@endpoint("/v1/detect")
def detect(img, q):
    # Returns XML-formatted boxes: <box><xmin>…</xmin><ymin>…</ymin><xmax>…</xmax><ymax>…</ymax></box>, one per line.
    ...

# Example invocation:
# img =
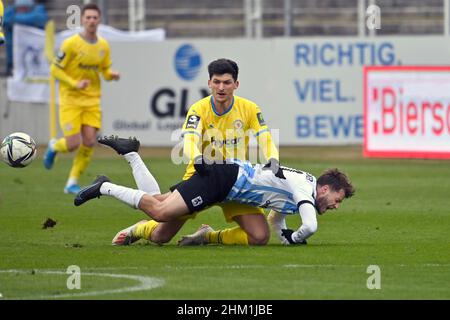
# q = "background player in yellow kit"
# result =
<box><xmin>110</xmin><ymin>58</ymin><xmax>283</xmax><ymax>246</ymax></box>
<box><xmin>44</xmin><ymin>3</ymin><xmax>120</xmax><ymax>194</ymax></box>
<box><xmin>0</xmin><ymin>0</ymin><xmax>5</xmax><ymax>45</ymax></box>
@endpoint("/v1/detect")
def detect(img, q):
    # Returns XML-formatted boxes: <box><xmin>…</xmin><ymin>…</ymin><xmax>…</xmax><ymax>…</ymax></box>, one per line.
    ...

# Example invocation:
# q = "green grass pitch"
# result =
<box><xmin>0</xmin><ymin>146</ymin><xmax>449</xmax><ymax>300</ymax></box>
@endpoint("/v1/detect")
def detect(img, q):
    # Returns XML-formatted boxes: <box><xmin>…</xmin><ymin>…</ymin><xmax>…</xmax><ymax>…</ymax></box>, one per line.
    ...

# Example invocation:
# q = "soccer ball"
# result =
<box><xmin>0</xmin><ymin>132</ymin><xmax>37</xmax><ymax>168</ymax></box>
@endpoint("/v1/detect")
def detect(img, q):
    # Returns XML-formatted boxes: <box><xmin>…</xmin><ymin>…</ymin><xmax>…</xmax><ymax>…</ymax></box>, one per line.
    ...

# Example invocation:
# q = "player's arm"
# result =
<box><xmin>50</xmin><ymin>64</ymin><xmax>80</xmax><ymax>88</ymax></box>
<box><xmin>279</xmin><ymin>202</ymin><xmax>318</xmax><ymax>245</ymax></box>
<box><xmin>250</xmin><ymin>106</ymin><xmax>279</xmax><ymax>162</ymax></box>
<box><xmin>100</xmin><ymin>41</ymin><xmax>120</xmax><ymax>81</ymax></box>
<box><xmin>249</xmin><ymin>105</ymin><xmax>285</xmax><ymax>179</ymax></box>
<box><xmin>182</xmin><ymin>111</ymin><xmax>205</xmax><ymax>173</ymax></box>
<box><xmin>50</xmin><ymin>40</ymin><xmax>84</xmax><ymax>89</ymax></box>
<box><xmin>267</xmin><ymin>210</ymin><xmax>288</xmax><ymax>243</ymax></box>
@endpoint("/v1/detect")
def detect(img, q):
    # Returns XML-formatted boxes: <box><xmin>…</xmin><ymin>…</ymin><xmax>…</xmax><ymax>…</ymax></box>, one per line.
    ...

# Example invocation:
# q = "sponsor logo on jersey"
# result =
<box><xmin>257</xmin><ymin>113</ymin><xmax>266</xmax><ymax>126</ymax></box>
<box><xmin>191</xmin><ymin>196</ymin><xmax>203</xmax><ymax>207</ymax></box>
<box><xmin>78</xmin><ymin>63</ymin><xmax>99</xmax><ymax>71</ymax></box>
<box><xmin>185</xmin><ymin>115</ymin><xmax>200</xmax><ymax>129</ymax></box>
<box><xmin>210</xmin><ymin>136</ymin><xmax>242</xmax><ymax>147</ymax></box>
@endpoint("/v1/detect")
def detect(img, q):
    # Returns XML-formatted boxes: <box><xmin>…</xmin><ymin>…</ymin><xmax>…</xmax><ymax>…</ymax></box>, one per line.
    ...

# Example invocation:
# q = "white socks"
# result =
<box><xmin>124</xmin><ymin>152</ymin><xmax>161</xmax><ymax>195</ymax></box>
<box><xmin>100</xmin><ymin>182</ymin><xmax>146</xmax><ymax>209</ymax></box>
<box><xmin>96</xmin><ymin>152</ymin><xmax>160</xmax><ymax>209</ymax></box>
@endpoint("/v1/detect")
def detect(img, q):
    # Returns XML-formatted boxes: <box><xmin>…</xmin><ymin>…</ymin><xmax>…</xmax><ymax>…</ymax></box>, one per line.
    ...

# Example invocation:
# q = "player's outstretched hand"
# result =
<box><xmin>110</xmin><ymin>70</ymin><xmax>121</xmax><ymax>81</ymax></box>
<box><xmin>76</xmin><ymin>79</ymin><xmax>90</xmax><ymax>89</ymax></box>
<box><xmin>263</xmin><ymin>158</ymin><xmax>286</xmax><ymax>179</ymax></box>
<box><xmin>193</xmin><ymin>155</ymin><xmax>211</xmax><ymax>176</ymax></box>
<box><xmin>281</xmin><ymin>229</ymin><xmax>307</xmax><ymax>245</ymax></box>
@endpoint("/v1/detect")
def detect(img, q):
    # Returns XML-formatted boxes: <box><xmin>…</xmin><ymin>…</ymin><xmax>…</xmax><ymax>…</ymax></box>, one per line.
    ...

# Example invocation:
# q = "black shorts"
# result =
<box><xmin>170</xmin><ymin>164</ymin><xmax>239</xmax><ymax>213</ymax></box>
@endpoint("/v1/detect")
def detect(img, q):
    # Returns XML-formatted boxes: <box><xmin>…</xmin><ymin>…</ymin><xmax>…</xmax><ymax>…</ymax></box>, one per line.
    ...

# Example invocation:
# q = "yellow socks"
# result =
<box><xmin>68</xmin><ymin>144</ymin><xmax>93</xmax><ymax>181</ymax></box>
<box><xmin>134</xmin><ymin>220</ymin><xmax>159</xmax><ymax>240</ymax></box>
<box><xmin>207</xmin><ymin>227</ymin><xmax>249</xmax><ymax>245</ymax></box>
<box><xmin>53</xmin><ymin>137</ymin><xmax>69</xmax><ymax>153</ymax></box>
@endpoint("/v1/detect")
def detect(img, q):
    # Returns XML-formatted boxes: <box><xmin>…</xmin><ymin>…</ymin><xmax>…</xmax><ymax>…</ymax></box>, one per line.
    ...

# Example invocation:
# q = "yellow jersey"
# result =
<box><xmin>0</xmin><ymin>0</ymin><xmax>4</xmax><ymax>45</ymax></box>
<box><xmin>182</xmin><ymin>95</ymin><xmax>279</xmax><ymax>179</ymax></box>
<box><xmin>51</xmin><ymin>33</ymin><xmax>113</xmax><ymax>107</ymax></box>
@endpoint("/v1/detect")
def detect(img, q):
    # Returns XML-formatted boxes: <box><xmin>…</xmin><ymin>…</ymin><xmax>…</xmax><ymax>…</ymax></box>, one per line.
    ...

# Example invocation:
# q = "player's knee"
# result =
<box><xmin>248</xmin><ymin>230</ymin><xmax>270</xmax><ymax>245</ymax></box>
<box><xmin>84</xmin><ymin>140</ymin><xmax>96</xmax><ymax>148</ymax></box>
<box><xmin>147</xmin><ymin>205</ymin><xmax>169</xmax><ymax>223</ymax></box>
<box><xmin>66</xmin><ymin>138</ymin><xmax>81</xmax><ymax>151</ymax></box>
<box><xmin>83</xmin><ymin>136</ymin><xmax>97</xmax><ymax>148</ymax></box>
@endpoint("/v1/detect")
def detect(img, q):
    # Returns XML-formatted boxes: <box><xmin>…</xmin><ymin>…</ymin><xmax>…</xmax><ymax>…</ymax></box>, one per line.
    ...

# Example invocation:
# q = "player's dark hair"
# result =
<box><xmin>208</xmin><ymin>58</ymin><xmax>239</xmax><ymax>81</ymax></box>
<box><xmin>317</xmin><ymin>168</ymin><xmax>355</xmax><ymax>198</ymax></box>
<box><xmin>82</xmin><ymin>3</ymin><xmax>101</xmax><ymax>16</ymax></box>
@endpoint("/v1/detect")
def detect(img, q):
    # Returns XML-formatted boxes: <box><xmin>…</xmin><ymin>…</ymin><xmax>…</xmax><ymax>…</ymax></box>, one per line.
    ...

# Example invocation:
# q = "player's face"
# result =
<box><xmin>82</xmin><ymin>9</ymin><xmax>101</xmax><ymax>34</ymax></box>
<box><xmin>315</xmin><ymin>186</ymin><xmax>345</xmax><ymax>214</ymax></box>
<box><xmin>208</xmin><ymin>73</ymin><xmax>239</xmax><ymax>105</ymax></box>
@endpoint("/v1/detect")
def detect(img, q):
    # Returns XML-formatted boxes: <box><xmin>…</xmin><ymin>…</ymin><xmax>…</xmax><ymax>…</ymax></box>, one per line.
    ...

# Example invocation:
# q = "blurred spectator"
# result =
<box><xmin>4</xmin><ymin>0</ymin><xmax>48</xmax><ymax>75</ymax></box>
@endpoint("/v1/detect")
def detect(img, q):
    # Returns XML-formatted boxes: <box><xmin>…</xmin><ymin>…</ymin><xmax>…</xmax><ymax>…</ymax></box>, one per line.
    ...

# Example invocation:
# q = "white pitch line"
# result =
<box><xmin>0</xmin><ymin>270</ymin><xmax>164</xmax><ymax>299</ymax></box>
<box><xmin>164</xmin><ymin>263</ymin><xmax>450</xmax><ymax>270</ymax></box>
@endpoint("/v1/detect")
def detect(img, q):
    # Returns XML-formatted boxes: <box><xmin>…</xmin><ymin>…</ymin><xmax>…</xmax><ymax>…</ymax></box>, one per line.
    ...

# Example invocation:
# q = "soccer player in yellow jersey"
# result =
<box><xmin>0</xmin><ymin>0</ymin><xmax>5</xmax><ymax>45</ymax></box>
<box><xmin>44</xmin><ymin>3</ymin><xmax>120</xmax><ymax>194</ymax></box>
<box><xmin>109</xmin><ymin>59</ymin><xmax>283</xmax><ymax>246</ymax></box>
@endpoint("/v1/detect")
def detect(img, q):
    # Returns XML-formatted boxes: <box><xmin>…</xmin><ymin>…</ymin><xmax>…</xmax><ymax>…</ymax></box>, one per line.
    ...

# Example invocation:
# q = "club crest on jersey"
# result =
<box><xmin>99</xmin><ymin>50</ymin><xmax>105</xmax><ymax>58</ymax></box>
<box><xmin>233</xmin><ymin>119</ymin><xmax>244</xmax><ymax>130</ymax></box>
<box><xmin>191</xmin><ymin>196</ymin><xmax>203</xmax><ymax>207</ymax></box>
<box><xmin>257</xmin><ymin>113</ymin><xmax>266</xmax><ymax>126</ymax></box>
<box><xmin>185</xmin><ymin>115</ymin><xmax>200</xmax><ymax>129</ymax></box>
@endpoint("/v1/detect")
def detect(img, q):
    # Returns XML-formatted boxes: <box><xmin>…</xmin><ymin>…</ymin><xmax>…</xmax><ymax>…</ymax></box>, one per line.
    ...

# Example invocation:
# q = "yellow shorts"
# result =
<box><xmin>179</xmin><ymin>202</ymin><xmax>264</xmax><ymax>223</ymax></box>
<box><xmin>218</xmin><ymin>202</ymin><xmax>265</xmax><ymax>223</ymax></box>
<box><xmin>59</xmin><ymin>104</ymin><xmax>101</xmax><ymax>136</ymax></box>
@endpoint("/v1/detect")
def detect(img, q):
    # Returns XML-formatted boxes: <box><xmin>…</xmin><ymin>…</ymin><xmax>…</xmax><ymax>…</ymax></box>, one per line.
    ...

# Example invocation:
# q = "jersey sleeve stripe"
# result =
<box><xmin>254</xmin><ymin>128</ymin><xmax>269</xmax><ymax>137</ymax></box>
<box><xmin>297</xmin><ymin>200</ymin><xmax>315</xmax><ymax>209</ymax></box>
<box><xmin>181</xmin><ymin>131</ymin><xmax>201</xmax><ymax>137</ymax></box>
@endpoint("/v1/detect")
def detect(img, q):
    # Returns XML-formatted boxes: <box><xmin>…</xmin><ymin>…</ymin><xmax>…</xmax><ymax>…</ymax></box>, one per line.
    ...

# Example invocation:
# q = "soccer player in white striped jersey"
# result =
<box><xmin>74</xmin><ymin>154</ymin><xmax>355</xmax><ymax>245</ymax></box>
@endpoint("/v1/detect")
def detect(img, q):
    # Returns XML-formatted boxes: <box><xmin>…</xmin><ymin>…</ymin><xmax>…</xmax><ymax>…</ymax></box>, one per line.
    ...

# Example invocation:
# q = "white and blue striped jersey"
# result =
<box><xmin>225</xmin><ymin>159</ymin><xmax>317</xmax><ymax>214</ymax></box>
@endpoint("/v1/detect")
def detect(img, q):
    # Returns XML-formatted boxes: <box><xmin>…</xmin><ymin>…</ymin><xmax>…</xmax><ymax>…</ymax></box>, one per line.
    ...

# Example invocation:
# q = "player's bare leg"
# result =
<box><xmin>150</xmin><ymin>220</ymin><xmax>187</xmax><ymax>244</ymax></box>
<box><xmin>137</xmin><ymin>190</ymin><xmax>190</xmax><ymax>222</ymax></box>
<box><xmin>64</xmin><ymin>125</ymin><xmax>96</xmax><ymax>194</ymax></box>
<box><xmin>75</xmin><ymin>178</ymin><xmax>190</xmax><ymax>221</ymax></box>
<box><xmin>233</xmin><ymin>214</ymin><xmax>270</xmax><ymax>245</ymax></box>
<box><xmin>113</xmin><ymin>218</ymin><xmax>187</xmax><ymax>246</ymax></box>
<box><xmin>179</xmin><ymin>214</ymin><xmax>270</xmax><ymax>246</ymax></box>
<box><xmin>65</xmin><ymin>132</ymin><xmax>82</xmax><ymax>151</ymax></box>
<box><xmin>80</xmin><ymin>125</ymin><xmax>97</xmax><ymax>148</ymax></box>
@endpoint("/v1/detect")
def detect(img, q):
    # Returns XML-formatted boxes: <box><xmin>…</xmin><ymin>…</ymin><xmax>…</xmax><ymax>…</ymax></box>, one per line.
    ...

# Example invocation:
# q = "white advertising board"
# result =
<box><xmin>364</xmin><ymin>66</ymin><xmax>450</xmax><ymax>159</ymax></box>
<box><xmin>101</xmin><ymin>37</ymin><xmax>450</xmax><ymax>146</ymax></box>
